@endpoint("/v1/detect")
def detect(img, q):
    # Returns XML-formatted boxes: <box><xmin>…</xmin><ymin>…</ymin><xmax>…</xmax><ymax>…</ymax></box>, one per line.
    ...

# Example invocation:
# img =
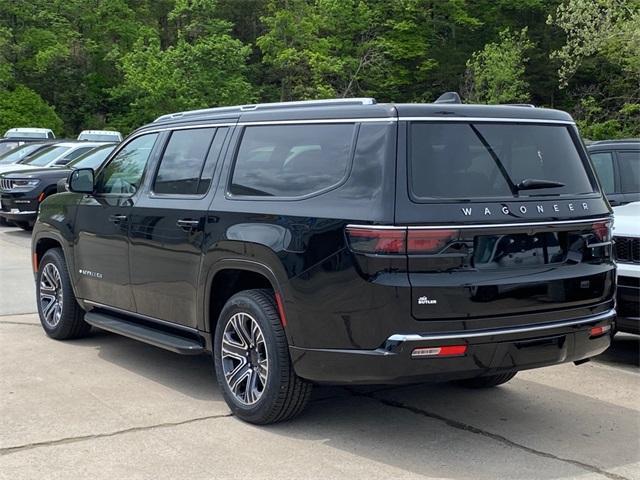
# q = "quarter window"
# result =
<box><xmin>589</xmin><ymin>152</ymin><xmax>615</xmax><ymax>194</ymax></box>
<box><xmin>230</xmin><ymin>124</ymin><xmax>355</xmax><ymax>197</ymax></box>
<box><xmin>95</xmin><ymin>133</ymin><xmax>158</xmax><ymax>195</ymax></box>
<box><xmin>154</xmin><ymin>128</ymin><xmax>217</xmax><ymax>195</ymax></box>
<box><xmin>618</xmin><ymin>151</ymin><xmax>639</xmax><ymax>193</ymax></box>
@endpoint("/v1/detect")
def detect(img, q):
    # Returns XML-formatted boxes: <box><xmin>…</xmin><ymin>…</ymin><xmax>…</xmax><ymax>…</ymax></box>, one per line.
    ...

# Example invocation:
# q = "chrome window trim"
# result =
<box><xmin>346</xmin><ymin>217</ymin><xmax>611</xmax><ymax>231</ymax></box>
<box><xmin>387</xmin><ymin>309</ymin><xmax>615</xmax><ymax>342</ymax></box>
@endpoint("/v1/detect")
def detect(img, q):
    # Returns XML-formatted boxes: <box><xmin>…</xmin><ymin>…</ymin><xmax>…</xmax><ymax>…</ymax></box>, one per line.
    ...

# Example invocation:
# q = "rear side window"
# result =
<box><xmin>618</xmin><ymin>151</ymin><xmax>639</xmax><ymax>193</ymax></box>
<box><xmin>154</xmin><ymin>128</ymin><xmax>217</xmax><ymax>195</ymax></box>
<box><xmin>57</xmin><ymin>147</ymin><xmax>95</xmax><ymax>164</ymax></box>
<box><xmin>589</xmin><ymin>152</ymin><xmax>615</xmax><ymax>194</ymax></box>
<box><xmin>409</xmin><ymin>122</ymin><xmax>595</xmax><ymax>200</ymax></box>
<box><xmin>229</xmin><ymin>124</ymin><xmax>356</xmax><ymax>197</ymax></box>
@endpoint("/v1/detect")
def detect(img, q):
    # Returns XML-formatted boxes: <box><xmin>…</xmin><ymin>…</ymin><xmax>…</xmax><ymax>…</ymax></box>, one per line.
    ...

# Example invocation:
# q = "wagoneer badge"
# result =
<box><xmin>462</xmin><ymin>202</ymin><xmax>589</xmax><ymax>216</ymax></box>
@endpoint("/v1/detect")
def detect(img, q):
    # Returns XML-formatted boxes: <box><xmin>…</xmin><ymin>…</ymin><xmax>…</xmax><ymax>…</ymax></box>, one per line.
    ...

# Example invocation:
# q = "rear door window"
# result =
<box><xmin>618</xmin><ymin>151</ymin><xmax>639</xmax><ymax>193</ymax></box>
<box><xmin>409</xmin><ymin>122</ymin><xmax>595</xmax><ymax>200</ymax></box>
<box><xmin>229</xmin><ymin>124</ymin><xmax>356</xmax><ymax>197</ymax></box>
<box><xmin>153</xmin><ymin>128</ymin><xmax>217</xmax><ymax>195</ymax></box>
<box><xmin>589</xmin><ymin>152</ymin><xmax>616</xmax><ymax>194</ymax></box>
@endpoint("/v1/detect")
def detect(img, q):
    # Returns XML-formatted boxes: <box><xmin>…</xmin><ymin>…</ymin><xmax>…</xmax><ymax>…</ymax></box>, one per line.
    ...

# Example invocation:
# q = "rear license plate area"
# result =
<box><xmin>473</xmin><ymin>232</ymin><xmax>566</xmax><ymax>268</ymax></box>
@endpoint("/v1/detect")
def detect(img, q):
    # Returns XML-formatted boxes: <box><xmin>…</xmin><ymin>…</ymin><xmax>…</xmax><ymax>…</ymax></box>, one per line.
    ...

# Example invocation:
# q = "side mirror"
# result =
<box><xmin>68</xmin><ymin>168</ymin><xmax>94</xmax><ymax>194</ymax></box>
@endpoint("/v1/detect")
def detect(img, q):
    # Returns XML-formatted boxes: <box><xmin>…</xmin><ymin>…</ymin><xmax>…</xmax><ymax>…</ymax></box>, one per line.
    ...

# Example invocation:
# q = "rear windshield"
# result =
<box><xmin>409</xmin><ymin>122</ymin><xmax>595</xmax><ymax>200</ymax></box>
<box><xmin>78</xmin><ymin>133</ymin><xmax>120</xmax><ymax>142</ymax></box>
<box><xmin>5</xmin><ymin>131</ymin><xmax>48</xmax><ymax>138</ymax></box>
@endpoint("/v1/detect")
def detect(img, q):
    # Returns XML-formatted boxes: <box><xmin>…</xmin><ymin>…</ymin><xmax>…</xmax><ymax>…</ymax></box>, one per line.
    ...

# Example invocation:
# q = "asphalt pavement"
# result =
<box><xmin>0</xmin><ymin>224</ymin><xmax>638</xmax><ymax>480</ymax></box>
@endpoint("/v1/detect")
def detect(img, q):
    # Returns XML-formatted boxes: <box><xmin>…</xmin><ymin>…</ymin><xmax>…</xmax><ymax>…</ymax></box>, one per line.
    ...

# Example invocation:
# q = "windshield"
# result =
<box><xmin>5</xmin><ymin>131</ymin><xmax>48</xmax><ymax>138</ymax></box>
<box><xmin>409</xmin><ymin>122</ymin><xmax>595</xmax><ymax>200</ymax></box>
<box><xmin>78</xmin><ymin>133</ymin><xmax>120</xmax><ymax>142</ymax></box>
<box><xmin>23</xmin><ymin>146</ymin><xmax>71</xmax><ymax>166</ymax></box>
<box><xmin>0</xmin><ymin>142</ymin><xmax>21</xmax><ymax>156</ymax></box>
<box><xmin>69</xmin><ymin>145</ymin><xmax>116</xmax><ymax>169</ymax></box>
<box><xmin>0</xmin><ymin>143</ymin><xmax>43</xmax><ymax>165</ymax></box>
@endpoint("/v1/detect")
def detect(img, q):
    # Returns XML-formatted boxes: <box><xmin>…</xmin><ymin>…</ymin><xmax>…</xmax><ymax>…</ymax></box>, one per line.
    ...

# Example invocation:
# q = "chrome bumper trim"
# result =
<box><xmin>387</xmin><ymin>309</ymin><xmax>616</xmax><ymax>342</ymax></box>
<box><xmin>0</xmin><ymin>210</ymin><xmax>37</xmax><ymax>215</ymax></box>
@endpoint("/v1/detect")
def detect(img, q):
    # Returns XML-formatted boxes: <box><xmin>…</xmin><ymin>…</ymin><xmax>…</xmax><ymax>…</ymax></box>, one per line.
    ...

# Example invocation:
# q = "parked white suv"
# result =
<box><xmin>77</xmin><ymin>130</ymin><xmax>122</xmax><ymax>142</ymax></box>
<box><xmin>613</xmin><ymin>201</ymin><xmax>640</xmax><ymax>334</ymax></box>
<box><xmin>4</xmin><ymin>128</ymin><xmax>55</xmax><ymax>139</ymax></box>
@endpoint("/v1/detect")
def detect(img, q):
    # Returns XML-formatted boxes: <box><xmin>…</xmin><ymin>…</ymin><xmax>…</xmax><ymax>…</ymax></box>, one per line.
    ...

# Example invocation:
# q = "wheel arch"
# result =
<box><xmin>203</xmin><ymin>259</ymin><xmax>295</xmax><ymax>346</ymax></box>
<box><xmin>33</xmin><ymin>231</ymin><xmax>81</xmax><ymax>299</ymax></box>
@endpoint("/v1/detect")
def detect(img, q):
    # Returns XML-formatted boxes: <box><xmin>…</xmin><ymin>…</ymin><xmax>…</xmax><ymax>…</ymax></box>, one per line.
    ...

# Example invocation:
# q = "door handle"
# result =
<box><xmin>108</xmin><ymin>214</ymin><xmax>127</xmax><ymax>224</ymax></box>
<box><xmin>176</xmin><ymin>219</ymin><xmax>200</xmax><ymax>231</ymax></box>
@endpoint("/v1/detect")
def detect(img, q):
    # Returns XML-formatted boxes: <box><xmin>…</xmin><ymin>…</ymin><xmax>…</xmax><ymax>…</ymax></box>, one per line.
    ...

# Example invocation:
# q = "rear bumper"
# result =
<box><xmin>290</xmin><ymin>309</ymin><xmax>615</xmax><ymax>384</ymax></box>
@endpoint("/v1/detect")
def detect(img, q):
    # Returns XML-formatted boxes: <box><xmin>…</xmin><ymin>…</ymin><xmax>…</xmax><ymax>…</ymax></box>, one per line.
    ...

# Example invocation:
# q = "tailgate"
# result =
<box><xmin>408</xmin><ymin>220</ymin><xmax>615</xmax><ymax>320</ymax></box>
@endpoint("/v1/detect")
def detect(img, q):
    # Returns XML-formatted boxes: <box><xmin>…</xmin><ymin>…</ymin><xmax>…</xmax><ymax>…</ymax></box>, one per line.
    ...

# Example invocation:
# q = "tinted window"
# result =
<box><xmin>589</xmin><ymin>152</ymin><xmax>615</xmax><ymax>194</ymax></box>
<box><xmin>69</xmin><ymin>145</ymin><xmax>116</xmax><ymax>170</ymax></box>
<box><xmin>230</xmin><ymin>124</ymin><xmax>355</xmax><ymax>197</ymax></box>
<box><xmin>0</xmin><ymin>143</ymin><xmax>41</xmax><ymax>165</ymax></box>
<box><xmin>24</xmin><ymin>146</ymin><xmax>71</xmax><ymax>166</ymax></box>
<box><xmin>95</xmin><ymin>134</ymin><xmax>158</xmax><ymax>195</ymax></box>
<box><xmin>153</xmin><ymin>128</ymin><xmax>216</xmax><ymax>195</ymax></box>
<box><xmin>56</xmin><ymin>146</ymin><xmax>96</xmax><ymax>165</ymax></box>
<box><xmin>0</xmin><ymin>142</ymin><xmax>21</xmax><ymax>156</ymax></box>
<box><xmin>409</xmin><ymin>122</ymin><xmax>594</xmax><ymax>199</ymax></box>
<box><xmin>619</xmin><ymin>151</ymin><xmax>640</xmax><ymax>193</ymax></box>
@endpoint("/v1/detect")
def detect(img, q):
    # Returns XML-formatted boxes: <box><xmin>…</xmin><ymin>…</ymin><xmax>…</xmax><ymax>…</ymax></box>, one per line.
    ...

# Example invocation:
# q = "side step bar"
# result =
<box><xmin>84</xmin><ymin>312</ymin><xmax>205</xmax><ymax>355</ymax></box>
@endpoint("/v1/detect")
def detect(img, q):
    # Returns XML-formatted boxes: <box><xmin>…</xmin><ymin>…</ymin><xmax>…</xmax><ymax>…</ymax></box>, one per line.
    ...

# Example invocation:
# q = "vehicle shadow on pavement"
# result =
<box><xmin>72</xmin><ymin>330</ymin><xmax>219</xmax><ymax>402</ymax></box>
<box><xmin>66</xmin><ymin>329</ymin><xmax>638</xmax><ymax>480</ymax></box>
<box><xmin>274</xmin><ymin>381</ymin><xmax>640</xmax><ymax>480</ymax></box>
<box><xmin>596</xmin><ymin>333</ymin><xmax>639</xmax><ymax>368</ymax></box>
<box><xmin>3</xmin><ymin>229</ymin><xmax>32</xmax><ymax>238</ymax></box>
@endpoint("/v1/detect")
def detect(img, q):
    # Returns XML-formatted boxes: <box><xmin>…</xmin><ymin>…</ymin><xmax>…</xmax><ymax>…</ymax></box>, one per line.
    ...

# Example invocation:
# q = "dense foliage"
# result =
<box><xmin>0</xmin><ymin>0</ymin><xmax>637</xmax><ymax>139</ymax></box>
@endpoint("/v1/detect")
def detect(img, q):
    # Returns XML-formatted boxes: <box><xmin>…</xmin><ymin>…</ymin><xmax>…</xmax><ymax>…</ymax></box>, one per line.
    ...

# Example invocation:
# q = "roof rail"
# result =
<box><xmin>434</xmin><ymin>92</ymin><xmax>462</xmax><ymax>104</ymax></box>
<box><xmin>590</xmin><ymin>138</ymin><xmax>640</xmax><ymax>145</ymax></box>
<box><xmin>154</xmin><ymin>98</ymin><xmax>377</xmax><ymax>122</ymax></box>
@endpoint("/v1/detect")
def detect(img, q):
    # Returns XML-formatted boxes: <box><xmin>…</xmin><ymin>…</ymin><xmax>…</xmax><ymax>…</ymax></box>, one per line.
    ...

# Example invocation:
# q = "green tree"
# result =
<box><xmin>548</xmin><ymin>0</ymin><xmax>640</xmax><ymax>138</ymax></box>
<box><xmin>463</xmin><ymin>27</ymin><xmax>533</xmax><ymax>104</ymax></box>
<box><xmin>0</xmin><ymin>85</ymin><xmax>63</xmax><ymax>134</ymax></box>
<box><xmin>110</xmin><ymin>1</ymin><xmax>254</xmax><ymax>132</ymax></box>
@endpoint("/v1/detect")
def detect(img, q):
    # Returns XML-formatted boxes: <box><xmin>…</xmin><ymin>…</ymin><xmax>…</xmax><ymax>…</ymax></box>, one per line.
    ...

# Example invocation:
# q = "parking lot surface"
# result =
<box><xmin>0</xmin><ymin>224</ymin><xmax>638</xmax><ymax>480</ymax></box>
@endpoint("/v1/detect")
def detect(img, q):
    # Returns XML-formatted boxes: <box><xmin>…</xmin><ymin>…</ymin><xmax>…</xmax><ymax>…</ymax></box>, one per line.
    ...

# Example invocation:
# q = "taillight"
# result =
<box><xmin>407</xmin><ymin>229</ymin><xmax>458</xmax><ymax>254</ymax></box>
<box><xmin>346</xmin><ymin>226</ymin><xmax>459</xmax><ymax>255</ymax></box>
<box><xmin>592</xmin><ymin>221</ymin><xmax>611</xmax><ymax>242</ymax></box>
<box><xmin>345</xmin><ymin>227</ymin><xmax>406</xmax><ymax>254</ymax></box>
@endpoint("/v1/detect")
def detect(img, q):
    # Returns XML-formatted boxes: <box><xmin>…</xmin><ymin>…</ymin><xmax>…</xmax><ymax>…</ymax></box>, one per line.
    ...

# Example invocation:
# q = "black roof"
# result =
<box><xmin>141</xmin><ymin>98</ymin><xmax>576</xmax><ymax>134</ymax></box>
<box><xmin>587</xmin><ymin>139</ymin><xmax>640</xmax><ymax>150</ymax></box>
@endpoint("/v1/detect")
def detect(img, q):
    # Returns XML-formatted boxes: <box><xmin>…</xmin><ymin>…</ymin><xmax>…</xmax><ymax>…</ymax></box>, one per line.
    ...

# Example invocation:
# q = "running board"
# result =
<box><xmin>84</xmin><ymin>312</ymin><xmax>205</xmax><ymax>355</ymax></box>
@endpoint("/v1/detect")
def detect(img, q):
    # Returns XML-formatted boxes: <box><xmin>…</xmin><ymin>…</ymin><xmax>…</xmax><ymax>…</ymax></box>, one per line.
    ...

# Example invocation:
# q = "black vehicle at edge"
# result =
<box><xmin>587</xmin><ymin>139</ymin><xmax>640</xmax><ymax>206</ymax></box>
<box><xmin>0</xmin><ymin>144</ymin><xmax>116</xmax><ymax>229</ymax></box>
<box><xmin>31</xmin><ymin>97</ymin><xmax>616</xmax><ymax>424</ymax></box>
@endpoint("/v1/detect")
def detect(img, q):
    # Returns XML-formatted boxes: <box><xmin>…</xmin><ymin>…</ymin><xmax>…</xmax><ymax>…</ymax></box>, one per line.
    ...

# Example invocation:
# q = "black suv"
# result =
<box><xmin>31</xmin><ymin>97</ymin><xmax>616</xmax><ymax>424</ymax></box>
<box><xmin>587</xmin><ymin>139</ymin><xmax>639</xmax><ymax>206</ymax></box>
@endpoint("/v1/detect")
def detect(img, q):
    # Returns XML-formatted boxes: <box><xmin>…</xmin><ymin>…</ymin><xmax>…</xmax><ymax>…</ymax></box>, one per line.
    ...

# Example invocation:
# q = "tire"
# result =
<box><xmin>36</xmin><ymin>248</ymin><xmax>91</xmax><ymax>340</ymax></box>
<box><xmin>213</xmin><ymin>289</ymin><xmax>312</xmax><ymax>424</ymax></box>
<box><xmin>457</xmin><ymin>371</ymin><xmax>517</xmax><ymax>388</ymax></box>
<box><xmin>16</xmin><ymin>221</ymin><xmax>33</xmax><ymax>231</ymax></box>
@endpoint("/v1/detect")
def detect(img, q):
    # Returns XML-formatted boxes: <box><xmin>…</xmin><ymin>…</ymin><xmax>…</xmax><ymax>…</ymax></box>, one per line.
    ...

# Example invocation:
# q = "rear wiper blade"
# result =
<box><xmin>516</xmin><ymin>178</ymin><xmax>565</xmax><ymax>191</ymax></box>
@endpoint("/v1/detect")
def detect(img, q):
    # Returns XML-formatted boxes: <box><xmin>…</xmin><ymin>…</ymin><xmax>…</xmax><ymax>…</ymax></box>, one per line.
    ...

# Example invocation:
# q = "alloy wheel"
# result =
<box><xmin>221</xmin><ymin>312</ymin><xmax>269</xmax><ymax>405</ymax></box>
<box><xmin>39</xmin><ymin>263</ymin><xmax>64</xmax><ymax>328</ymax></box>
